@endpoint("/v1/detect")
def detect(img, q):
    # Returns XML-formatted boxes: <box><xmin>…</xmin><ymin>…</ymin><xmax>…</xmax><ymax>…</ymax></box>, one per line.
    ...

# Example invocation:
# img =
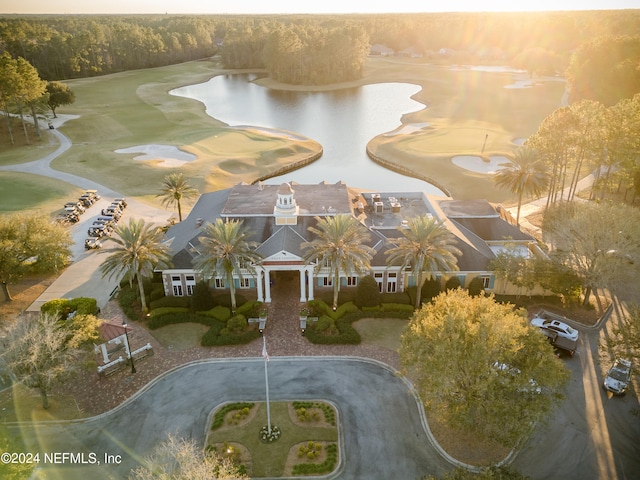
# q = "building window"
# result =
<box><xmin>239</xmin><ymin>277</ymin><xmax>251</xmax><ymax>288</ymax></box>
<box><xmin>480</xmin><ymin>276</ymin><xmax>491</xmax><ymax>288</ymax></box>
<box><xmin>387</xmin><ymin>272</ymin><xmax>397</xmax><ymax>293</ymax></box>
<box><xmin>323</xmin><ymin>276</ymin><xmax>333</xmax><ymax>287</ymax></box>
<box><xmin>347</xmin><ymin>276</ymin><xmax>358</xmax><ymax>286</ymax></box>
<box><xmin>171</xmin><ymin>275</ymin><xmax>183</xmax><ymax>297</ymax></box>
<box><xmin>214</xmin><ymin>278</ymin><xmax>225</xmax><ymax>289</ymax></box>
<box><xmin>185</xmin><ymin>275</ymin><xmax>196</xmax><ymax>296</ymax></box>
<box><xmin>374</xmin><ymin>272</ymin><xmax>383</xmax><ymax>292</ymax></box>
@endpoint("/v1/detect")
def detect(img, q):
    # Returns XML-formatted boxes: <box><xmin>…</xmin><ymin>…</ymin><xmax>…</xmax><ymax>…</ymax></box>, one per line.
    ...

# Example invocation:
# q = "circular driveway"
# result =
<box><xmin>21</xmin><ymin>357</ymin><xmax>453</xmax><ymax>479</ymax></box>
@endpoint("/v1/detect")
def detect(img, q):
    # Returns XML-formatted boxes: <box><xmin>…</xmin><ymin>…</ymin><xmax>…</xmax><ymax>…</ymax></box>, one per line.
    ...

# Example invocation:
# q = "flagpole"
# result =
<box><xmin>263</xmin><ymin>336</ymin><xmax>271</xmax><ymax>435</ymax></box>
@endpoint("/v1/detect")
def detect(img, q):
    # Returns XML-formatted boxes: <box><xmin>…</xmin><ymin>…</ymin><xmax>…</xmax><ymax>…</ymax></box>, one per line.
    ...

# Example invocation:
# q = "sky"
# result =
<box><xmin>0</xmin><ymin>0</ymin><xmax>638</xmax><ymax>15</ymax></box>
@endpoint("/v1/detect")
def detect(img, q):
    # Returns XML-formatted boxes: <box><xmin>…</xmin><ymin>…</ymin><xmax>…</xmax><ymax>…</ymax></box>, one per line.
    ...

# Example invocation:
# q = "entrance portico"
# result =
<box><xmin>256</xmin><ymin>264</ymin><xmax>315</xmax><ymax>303</ymax></box>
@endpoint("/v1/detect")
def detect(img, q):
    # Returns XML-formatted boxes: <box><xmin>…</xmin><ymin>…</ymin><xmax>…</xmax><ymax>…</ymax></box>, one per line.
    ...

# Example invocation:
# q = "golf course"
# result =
<box><xmin>0</xmin><ymin>56</ymin><xmax>566</xmax><ymax>216</ymax></box>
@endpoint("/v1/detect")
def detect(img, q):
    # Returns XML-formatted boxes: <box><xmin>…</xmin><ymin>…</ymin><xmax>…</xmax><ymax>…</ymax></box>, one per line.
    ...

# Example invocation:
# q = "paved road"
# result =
<box><xmin>19</xmin><ymin>358</ymin><xmax>453</xmax><ymax>480</ymax></box>
<box><xmin>513</xmin><ymin>319</ymin><xmax>640</xmax><ymax>480</ymax></box>
<box><xmin>0</xmin><ymin>115</ymin><xmax>171</xmax><ymax>311</ymax></box>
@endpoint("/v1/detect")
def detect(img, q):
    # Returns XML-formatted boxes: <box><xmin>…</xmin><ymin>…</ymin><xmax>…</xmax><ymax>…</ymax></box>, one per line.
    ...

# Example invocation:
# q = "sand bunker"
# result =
<box><xmin>383</xmin><ymin>123</ymin><xmax>430</xmax><ymax>136</ymax></box>
<box><xmin>452</xmin><ymin>155</ymin><xmax>512</xmax><ymax>174</ymax></box>
<box><xmin>503</xmin><ymin>79</ymin><xmax>546</xmax><ymax>89</ymax></box>
<box><xmin>115</xmin><ymin>145</ymin><xmax>196</xmax><ymax>167</ymax></box>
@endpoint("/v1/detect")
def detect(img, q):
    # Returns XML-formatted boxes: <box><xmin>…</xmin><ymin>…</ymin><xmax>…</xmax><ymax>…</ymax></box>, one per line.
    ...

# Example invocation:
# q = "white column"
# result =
<box><xmin>307</xmin><ymin>266</ymin><xmax>314</xmax><ymax>301</ymax></box>
<box><xmin>264</xmin><ymin>268</ymin><xmax>272</xmax><ymax>303</ymax></box>
<box><xmin>256</xmin><ymin>269</ymin><xmax>264</xmax><ymax>302</ymax></box>
<box><xmin>299</xmin><ymin>268</ymin><xmax>307</xmax><ymax>302</ymax></box>
<box><xmin>99</xmin><ymin>343</ymin><xmax>109</xmax><ymax>363</ymax></box>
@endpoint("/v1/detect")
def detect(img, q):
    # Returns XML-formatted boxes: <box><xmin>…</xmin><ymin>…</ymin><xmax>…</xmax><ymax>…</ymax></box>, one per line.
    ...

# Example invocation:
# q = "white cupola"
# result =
<box><xmin>274</xmin><ymin>182</ymin><xmax>299</xmax><ymax>224</ymax></box>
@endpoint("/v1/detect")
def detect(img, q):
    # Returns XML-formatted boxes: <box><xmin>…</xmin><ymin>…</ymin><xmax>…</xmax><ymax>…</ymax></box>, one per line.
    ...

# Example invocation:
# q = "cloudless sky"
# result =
<box><xmin>1</xmin><ymin>0</ymin><xmax>637</xmax><ymax>14</ymax></box>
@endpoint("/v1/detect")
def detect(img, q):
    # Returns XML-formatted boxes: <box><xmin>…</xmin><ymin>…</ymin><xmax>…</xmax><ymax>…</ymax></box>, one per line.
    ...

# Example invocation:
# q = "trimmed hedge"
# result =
<box><xmin>226</xmin><ymin>314</ymin><xmax>248</xmax><ymax>333</ymax></box>
<box><xmin>149</xmin><ymin>283</ymin><xmax>165</xmax><ymax>302</ymax></box>
<box><xmin>149</xmin><ymin>295</ymin><xmax>191</xmax><ymax>310</ymax></box>
<box><xmin>198</xmin><ymin>305</ymin><xmax>232</xmax><ymax>322</ymax></box>
<box><xmin>149</xmin><ymin>306</ymin><xmax>189</xmax><ymax>318</ymax></box>
<box><xmin>305</xmin><ymin>307</ymin><xmax>414</xmax><ymax>345</ymax></box>
<box><xmin>354</xmin><ymin>275</ymin><xmax>381</xmax><ymax>307</ymax></box>
<box><xmin>147</xmin><ymin>312</ymin><xmax>215</xmax><ymax>329</ymax></box>
<box><xmin>41</xmin><ymin>297</ymin><xmax>98</xmax><ymax>319</ymax></box>
<box><xmin>41</xmin><ymin>298</ymin><xmax>74</xmax><ymax>317</ymax></box>
<box><xmin>212</xmin><ymin>293</ymin><xmax>247</xmax><ymax>309</ymax></box>
<box><xmin>291</xmin><ymin>443</ymin><xmax>338</xmax><ymax>475</ymax></box>
<box><xmin>235</xmin><ymin>300</ymin><xmax>263</xmax><ymax>316</ymax></box>
<box><xmin>201</xmin><ymin>326</ymin><xmax>260</xmax><ymax>347</ymax></box>
<box><xmin>117</xmin><ymin>286</ymin><xmax>141</xmax><ymax>321</ymax></box>
<box><xmin>381</xmin><ymin>303</ymin><xmax>414</xmax><ymax>313</ymax></box>
<box><xmin>380</xmin><ymin>291</ymin><xmax>411</xmax><ymax>305</ymax></box>
<box><xmin>211</xmin><ymin>402</ymin><xmax>255</xmax><ymax>430</ymax></box>
<box><xmin>308</xmin><ymin>299</ymin><xmax>358</xmax><ymax>320</ymax></box>
<box><xmin>190</xmin><ymin>281</ymin><xmax>215</xmax><ymax>311</ymax></box>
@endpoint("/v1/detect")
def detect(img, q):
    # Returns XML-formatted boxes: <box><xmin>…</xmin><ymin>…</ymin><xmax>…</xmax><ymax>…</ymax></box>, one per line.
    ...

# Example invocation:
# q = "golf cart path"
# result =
<box><xmin>0</xmin><ymin>115</ymin><xmax>171</xmax><ymax>310</ymax></box>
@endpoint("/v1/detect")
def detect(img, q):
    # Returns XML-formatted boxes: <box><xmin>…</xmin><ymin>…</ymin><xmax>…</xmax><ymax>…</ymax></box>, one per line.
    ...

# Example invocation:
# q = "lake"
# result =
<box><xmin>171</xmin><ymin>75</ymin><xmax>446</xmax><ymax>194</ymax></box>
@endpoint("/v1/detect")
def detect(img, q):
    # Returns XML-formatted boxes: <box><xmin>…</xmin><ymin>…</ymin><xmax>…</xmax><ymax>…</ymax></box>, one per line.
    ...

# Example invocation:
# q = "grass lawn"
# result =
<box><xmin>49</xmin><ymin>60</ymin><xmax>322</xmax><ymax>196</ymax></box>
<box><xmin>353</xmin><ymin>317</ymin><xmax>409</xmax><ymax>351</ymax></box>
<box><xmin>0</xmin><ymin>171</ymin><xmax>83</xmax><ymax>214</ymax></box>
<box><xmin>364</xmin><ymin>64</ymin><xmax>566</xmax><ymax>203</ymax></box>
<box><xmin>149</xmin><ymin>322</ymin><xmax>209</xmax><ymax>349</ymax></box>
<box><xmin>0</xmin><ymin>384</ymin><xmax>84</xmax><ymax>423</ymax></box>
<box><xmin>207</xmin><ymin>401</ymin><xmax>338</xmax><ymax>478</ymax></box>
<box><xmin>0</xmin><ymin>121</ymin><xmax>59</xmax><ymax>166</ymax></box>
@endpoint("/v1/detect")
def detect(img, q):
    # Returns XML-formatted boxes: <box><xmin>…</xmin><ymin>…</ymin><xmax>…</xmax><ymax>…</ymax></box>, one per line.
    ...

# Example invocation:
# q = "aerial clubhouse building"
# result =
<box><xmin>160</xmin><ymin>181</ymin><xmax>536</xmax><ymax>302</ymax></box>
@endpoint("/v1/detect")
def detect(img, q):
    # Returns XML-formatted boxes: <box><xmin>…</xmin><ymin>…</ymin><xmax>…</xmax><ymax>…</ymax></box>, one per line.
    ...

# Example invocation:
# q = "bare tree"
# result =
<box><xmin>129</xmin><ymin>433</ymin><xmax>248</xmax><ymax>480</ymax></box>
<box><xmin>0</xmin><ymin>313</ymin><xmax>100</xmax><ymax>409</ymax></box>
<box><xmin>543</xmin><ymin>201</ymin><xmax>640</xmax><ymax>307</ymax></box>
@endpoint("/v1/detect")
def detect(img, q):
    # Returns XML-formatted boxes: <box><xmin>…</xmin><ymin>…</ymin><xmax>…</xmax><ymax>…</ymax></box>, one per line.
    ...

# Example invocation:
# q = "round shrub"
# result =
<box><xmin>445</xmin><ymin>276</ymin><xmax>462</xmax><ymax>291</ymax></box>
<box><xmin>421</xmin><ymin>277</ymin><xmax>442</xmax><ymax>302</ymax></box>
<box><xmin>314</xmin><ymin>315</ymin><xmax>341</xmax><ymax>335</ymax></box>
<box><xmin>355</xmin><ymin>275</ymin><xmax>381</xmax><ymax>308</ymax></box>
<box><xmin>227</xmin><ymin>314</ymin><xmax>248</xmax><ymax>333</ymax></box>
<box><xmin>467</xmin><ymin>276</ymin><xmax>485</xmax><ymax>296</ymax></box>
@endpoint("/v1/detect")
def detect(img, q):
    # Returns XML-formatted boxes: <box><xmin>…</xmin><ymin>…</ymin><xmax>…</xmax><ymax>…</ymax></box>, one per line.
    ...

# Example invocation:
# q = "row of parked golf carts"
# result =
<box><xmin>56</xmin><ymin>190</ymin><xmax>100</xmax><ymax>224</ymax></box>
<box><xmin>85</xmin><ymin>197</ymin><xmax>127</xmax><ymax>250</ymax></box>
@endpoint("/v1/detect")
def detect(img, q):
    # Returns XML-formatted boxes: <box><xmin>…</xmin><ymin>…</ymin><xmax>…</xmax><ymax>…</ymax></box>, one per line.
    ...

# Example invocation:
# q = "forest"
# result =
<box><xmin>1</xmin><ymin>10</ymin><xmax>640</xmax><ymax>85</ymax></box>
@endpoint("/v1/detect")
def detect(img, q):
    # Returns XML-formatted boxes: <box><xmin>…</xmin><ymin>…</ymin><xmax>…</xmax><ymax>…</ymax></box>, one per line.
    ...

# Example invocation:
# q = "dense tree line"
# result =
<box><xmin>526</xmin><ymin>95</ymin><xmax>640</xmax><ymax>205</ymax></box>
<box><xmin>567</xmin><ymin>35</ymin><xmax>640</xmax><ymax>106</ymax></box>
<box><xmin>261</xmin><ymin>23</ymin><xmax>369</xmax><ymax>85</ymax></box>
<box><xmin>0</xmin><ymin>15</ymin><xmax>222</xmax><ymax>79</ymax></box>
<box><xmin>1</xmin><ymin>11</ymin><xmax>639</xmax><ymax>83</ymax></box>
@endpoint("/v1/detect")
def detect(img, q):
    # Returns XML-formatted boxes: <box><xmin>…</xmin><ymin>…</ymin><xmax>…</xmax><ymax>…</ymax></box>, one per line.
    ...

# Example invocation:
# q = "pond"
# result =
<box><xmin>171</xmin><ymin>75</ymin><xmax>446</xmax><ymax>193</ymax></box>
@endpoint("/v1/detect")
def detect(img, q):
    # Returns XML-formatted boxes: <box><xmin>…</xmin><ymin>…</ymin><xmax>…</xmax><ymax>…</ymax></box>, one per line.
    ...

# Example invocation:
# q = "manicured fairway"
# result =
<box><xmin>0</xmin><ymin>57</ymin><xmax>565</xmax><ymax>211</ymax></box>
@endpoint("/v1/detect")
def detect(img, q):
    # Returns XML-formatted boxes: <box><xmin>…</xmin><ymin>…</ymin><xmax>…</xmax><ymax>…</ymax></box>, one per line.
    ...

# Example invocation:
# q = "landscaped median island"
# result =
<box><xmin>206</xmin><ymin>400</ymin><xmax>339</xmax><ymax>477</ymax></box>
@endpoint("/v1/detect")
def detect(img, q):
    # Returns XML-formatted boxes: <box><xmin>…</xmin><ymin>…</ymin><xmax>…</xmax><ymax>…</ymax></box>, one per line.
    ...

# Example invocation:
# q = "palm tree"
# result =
<box><xmin>385</xmin><ymin>215</ymin><xmax>461</xmax><ymax>309</ymax></box>
<box><xmin>193</xmin><ymin>218</ymin><xmax>262</xmax><ymax>312</ymax></box>
<box><xmin>156</xmin><ymin>172</ymin><xmax>199</xmax><ymax>222</ymax></box>
<box><xmin>494</xmin><ymin>146</ymin><xmax>549</xmax><ymax>225</ymax></box>
<box><xmin>302</xmin><ymin>215</ymin><xmax>375</xmax><ymax>310</ymax></box>
<box><xmin>99</xmin><ymin>218</ymin><xmax>172</xmax><ymax>314</ymax></box>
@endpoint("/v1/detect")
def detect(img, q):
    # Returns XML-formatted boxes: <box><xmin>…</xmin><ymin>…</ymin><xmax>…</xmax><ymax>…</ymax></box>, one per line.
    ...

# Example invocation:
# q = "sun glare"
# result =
<box><xmin>1</xmin><ymin>0</ymin><xmax>634</xmax><ymax>14</ymax></box>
